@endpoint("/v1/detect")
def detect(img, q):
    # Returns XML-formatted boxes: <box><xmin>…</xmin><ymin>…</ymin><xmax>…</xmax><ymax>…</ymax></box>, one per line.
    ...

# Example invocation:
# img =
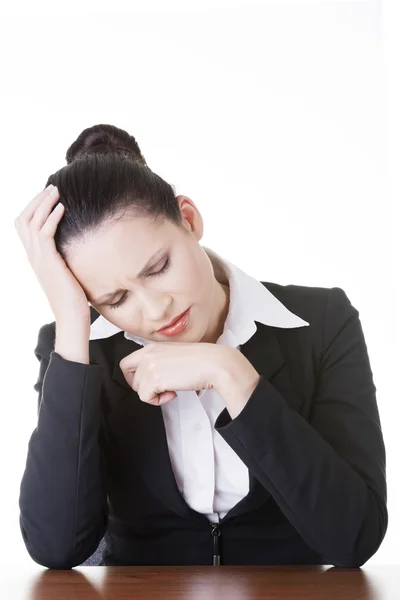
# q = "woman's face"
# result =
<box><xmin>65</xmin><ymin>196</ymin><xmax>230</xmax><ymax>344</ymax></box>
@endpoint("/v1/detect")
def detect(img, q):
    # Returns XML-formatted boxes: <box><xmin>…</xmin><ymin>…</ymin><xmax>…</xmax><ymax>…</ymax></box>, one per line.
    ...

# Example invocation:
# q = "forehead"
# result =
<box><xmin>66</xmin><ymin>216</ymin><xmax>171</xmax><ymax>295</ymax></box>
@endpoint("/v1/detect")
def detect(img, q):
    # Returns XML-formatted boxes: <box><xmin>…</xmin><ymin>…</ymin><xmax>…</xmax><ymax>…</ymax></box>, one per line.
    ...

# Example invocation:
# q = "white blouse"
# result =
<box><xmin>89</xmin><ymin>246</ymin><xmax>309</xmax><ymax>523</ymax></box>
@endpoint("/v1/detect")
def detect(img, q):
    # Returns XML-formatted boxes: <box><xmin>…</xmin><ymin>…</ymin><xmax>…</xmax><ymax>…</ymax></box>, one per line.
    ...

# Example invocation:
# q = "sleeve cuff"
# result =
<box><xmin>214</xmin><ymin>374</ymin><xmax>269</xmax><ymax>430</ymax></box>
<box><xmin>214</xmin><ymin>375</ymin><xmax>288</xmax><ymax>458</ymax></box>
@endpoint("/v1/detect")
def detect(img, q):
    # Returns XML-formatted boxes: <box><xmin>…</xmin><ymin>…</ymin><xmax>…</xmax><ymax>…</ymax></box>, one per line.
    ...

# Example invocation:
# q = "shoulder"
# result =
<box><xmin>262</xmin><ymin>280</ymin><xmax>354</xmax><ymax>315</ymax></box>
<box><xmin>260</xmin><ymin>280</ymin><xmax>358</xmax><ymax>347</ymax></box>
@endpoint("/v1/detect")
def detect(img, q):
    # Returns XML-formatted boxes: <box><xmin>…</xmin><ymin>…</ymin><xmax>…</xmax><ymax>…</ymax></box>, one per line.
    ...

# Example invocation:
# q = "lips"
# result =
<box><xmin>156</xmin><ymin>308</ymin><xmax>189</xmax><ymax>332</ymax></box>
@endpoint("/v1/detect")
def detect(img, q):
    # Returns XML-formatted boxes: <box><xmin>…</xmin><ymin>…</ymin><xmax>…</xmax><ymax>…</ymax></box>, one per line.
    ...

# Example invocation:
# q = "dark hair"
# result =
<box><xmin>45</xmin><ymin>124</ymin><xmax>184</xmax><ymax>260</ymax></box>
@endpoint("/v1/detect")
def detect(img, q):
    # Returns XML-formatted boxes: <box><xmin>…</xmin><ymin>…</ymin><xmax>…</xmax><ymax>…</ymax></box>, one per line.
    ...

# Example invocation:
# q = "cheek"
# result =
<box><xmin>175</xmin><ymin>259</ymin><xmax>207</xmax><ymax>295</ymax></box>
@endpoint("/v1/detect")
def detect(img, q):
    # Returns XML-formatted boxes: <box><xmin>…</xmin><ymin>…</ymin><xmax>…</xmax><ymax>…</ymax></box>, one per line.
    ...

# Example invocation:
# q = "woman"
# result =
<box><xmin>16</xmin><ymin>124</ymin><xmax>388</xmax><ymax>570</ymax></box>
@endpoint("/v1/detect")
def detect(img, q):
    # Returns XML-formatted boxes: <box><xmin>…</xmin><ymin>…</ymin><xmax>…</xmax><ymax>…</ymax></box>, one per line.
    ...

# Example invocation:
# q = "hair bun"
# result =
<box><xmin>65</xmin><ymin>124</ymin><xmax>148</xmax><ymax>166</ymax></box>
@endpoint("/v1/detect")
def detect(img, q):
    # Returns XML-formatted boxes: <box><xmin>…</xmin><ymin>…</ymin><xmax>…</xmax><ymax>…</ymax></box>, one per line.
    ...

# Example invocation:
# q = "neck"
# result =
<box><xmin>202</xmin><ymin>280</ymin><xmax>230</xmax><ymax>344</ymax></box>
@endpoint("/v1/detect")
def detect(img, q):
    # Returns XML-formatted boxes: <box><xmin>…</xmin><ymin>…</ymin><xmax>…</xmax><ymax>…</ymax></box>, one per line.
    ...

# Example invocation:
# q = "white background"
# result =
<box><xmin>1</xmin><ymin>0</ymin><xmax>399</xmax><ymax>572</ymax></box>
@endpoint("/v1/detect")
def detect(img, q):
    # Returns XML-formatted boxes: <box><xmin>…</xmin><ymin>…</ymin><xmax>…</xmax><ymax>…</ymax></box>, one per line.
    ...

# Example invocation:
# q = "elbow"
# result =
<box><xmin>327</xmin><ymin>541</ymin><xmax>384</xmax><ymax>569</ymax></box>
<box><xmin>353</xmin><ymin>494</ymin><xmax>388</xmax><ymax>567</ymax></box>
<box><xmin>26</xmin><ymin>552</ymin><xmax>79</xmax><ymax>570</ymax></box>
<box><xmin>329</xmin><ymin>496</ymin><xmax>388</xmax><ymax>568</ymax></box>
<box><xmin>19</xmin><ymin>514</ymin><xmax>105</xmax><ymax>570</ymax></box>
<box><xmin>23</xmin><ymin>541</ymin><xmax>102</xmax><ymax>570</ymax></box>
<box><xmin>330</xmin><ymin>553</ymin><xmax>372</xmax><ymax>569</ymax></box>
<box><xmin>330</xmin><ymin>549</ymin><xmax>378</xmax><ymax>569</ymax></box>
<box><xmin>21</xmin><ymin>536</ymin><xmax>85</xmax><ymax>569</ymax></box>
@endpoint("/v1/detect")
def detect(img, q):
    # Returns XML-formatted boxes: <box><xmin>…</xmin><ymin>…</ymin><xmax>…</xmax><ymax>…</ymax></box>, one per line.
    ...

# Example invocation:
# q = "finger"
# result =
<box><xmin>15</xmin><ymin>185</ymin><xmax>56</xmax><ymax>225</ymax></box>
<box><xmin>119</xmin><ymin>350</ymin><xmax>144</xmax><ymax>373</ymax></box>
<box><xmin>30</xmin><ymin>187</ymin><xmax>61</xmax><ymax>231</ymax></box>
<box><xmin>123</xmin><ymin>366</ymin><xmax>137</xmax><ymax>390</ymax></box>
<box><xmin>40</xmin><ymin>202</ymin><xmax>65</xmax><ymax>238</ymax></box>
<box><xmin>158</xmin><ymin>391</ymin><xmax>177</xmax><ymax>404</ymax></box>
<box><xmin>16</xmin><ymin>186</ymin><xmax>60</xmax><ymax>249</ymax></box>
<box><xmin>144</xmin><ymin>390</ymin><xmax>177</xmax><ymax>406</ymax></box>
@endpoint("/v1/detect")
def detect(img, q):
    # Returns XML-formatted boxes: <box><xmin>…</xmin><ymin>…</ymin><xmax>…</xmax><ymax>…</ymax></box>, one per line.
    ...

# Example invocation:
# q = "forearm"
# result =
<box><xmin>19</xmin><ymin>351</ymin><xmax>108</xmax><ymax>569</ymax></box>
<box><xmin>214</xmin><ymin>375</ymin><xmax>387</xmax><ymax>567</ymax></box>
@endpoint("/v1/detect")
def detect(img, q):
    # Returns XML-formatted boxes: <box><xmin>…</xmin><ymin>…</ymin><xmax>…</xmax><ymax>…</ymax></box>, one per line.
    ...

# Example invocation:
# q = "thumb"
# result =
<box><xmin>158</xmin><ymin>390</ymin><xmax>178</xmax><ymax>404</ymax></box>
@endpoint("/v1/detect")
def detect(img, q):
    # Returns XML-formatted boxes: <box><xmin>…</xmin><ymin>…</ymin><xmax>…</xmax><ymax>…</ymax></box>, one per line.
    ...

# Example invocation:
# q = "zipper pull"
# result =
<box><xmin>210</xmin><ymin>523</ymin><xmax>221</xmax><ymax>566</ymax></box>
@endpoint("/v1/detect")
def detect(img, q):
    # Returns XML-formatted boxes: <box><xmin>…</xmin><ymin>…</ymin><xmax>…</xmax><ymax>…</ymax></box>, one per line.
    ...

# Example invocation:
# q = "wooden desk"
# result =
<box><xmin>2</xmin><ymin>565</ymin><xmax>399</xmax><ymax>599</ymax></box>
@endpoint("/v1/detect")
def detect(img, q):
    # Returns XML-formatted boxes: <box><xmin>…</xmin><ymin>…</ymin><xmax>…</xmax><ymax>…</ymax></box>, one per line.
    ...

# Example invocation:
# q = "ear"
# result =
<box><xmin>176</xmin><ymin>195</ymin><xmax>203</xmax><ymax>240</ymax></box>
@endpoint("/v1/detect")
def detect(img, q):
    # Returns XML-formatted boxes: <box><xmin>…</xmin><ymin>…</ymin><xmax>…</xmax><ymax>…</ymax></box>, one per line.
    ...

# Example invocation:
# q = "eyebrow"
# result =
<box><xmin>91</xmin><ymin>246</ymin><xmax>167</xmax><ymax>304</ymax></box>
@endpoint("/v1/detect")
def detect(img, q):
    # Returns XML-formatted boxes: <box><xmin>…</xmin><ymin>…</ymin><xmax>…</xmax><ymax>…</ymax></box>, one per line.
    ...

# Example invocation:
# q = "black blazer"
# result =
<box><xmin>18</xmin><ymin>282</ymin><xmax>388</xmax><ymax>569</ymax></box>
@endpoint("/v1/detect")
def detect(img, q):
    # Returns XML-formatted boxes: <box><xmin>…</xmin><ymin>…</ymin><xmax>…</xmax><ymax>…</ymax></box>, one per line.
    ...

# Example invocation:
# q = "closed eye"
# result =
<box><xmin>108</xmin><ymin>257</ymin><xmax>171</xmax><ymax>309</ymax></box>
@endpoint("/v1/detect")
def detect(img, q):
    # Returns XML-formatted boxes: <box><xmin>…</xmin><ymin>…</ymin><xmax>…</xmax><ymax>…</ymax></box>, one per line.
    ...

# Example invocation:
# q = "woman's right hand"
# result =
<box><xmin>14</xmin><ymin>184</ymin><xmax>91</xmax><ymax>323</ymax></box>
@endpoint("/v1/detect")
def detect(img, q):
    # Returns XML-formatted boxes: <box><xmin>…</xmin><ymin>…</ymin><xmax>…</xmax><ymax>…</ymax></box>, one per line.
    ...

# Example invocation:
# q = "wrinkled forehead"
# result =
<box><xmin>65</xmin><ymin>216</ymin><xmax>172</xmax><ymax>297</ymax></box>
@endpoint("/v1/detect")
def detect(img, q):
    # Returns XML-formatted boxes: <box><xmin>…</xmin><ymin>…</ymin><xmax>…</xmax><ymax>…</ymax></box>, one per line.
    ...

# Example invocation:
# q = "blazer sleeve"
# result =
<box><xmin>18</xmin><ymin>322</ymin><xmax>109</xmax><ymax>569</ymax></box>
<box><xmin>214</xmin><ymin>286</ymin><xmax>388</xmax><ymax>568</ymax></box>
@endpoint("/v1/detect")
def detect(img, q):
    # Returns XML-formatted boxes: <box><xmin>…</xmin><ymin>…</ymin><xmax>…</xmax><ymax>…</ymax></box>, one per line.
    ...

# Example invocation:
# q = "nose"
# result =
<box><xmin>137</xmin><ymin>292</ymin><xmax>173</xmax><ymax>328</ymax></box>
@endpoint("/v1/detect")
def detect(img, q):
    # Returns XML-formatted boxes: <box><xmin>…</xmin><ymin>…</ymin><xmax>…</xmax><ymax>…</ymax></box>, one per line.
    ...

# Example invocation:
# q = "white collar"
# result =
<box><xmin>89</xmin><ymin>245</ymin><xmax>309</xmax><ymax>347</ymax></box>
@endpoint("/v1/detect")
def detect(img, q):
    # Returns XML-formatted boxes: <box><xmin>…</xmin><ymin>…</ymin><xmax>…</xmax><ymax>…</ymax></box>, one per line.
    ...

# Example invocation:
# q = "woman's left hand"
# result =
<box><xmin>119</xmin><ymin>342</ymin><xmax>260</xmax><ymax>416</ymax></box>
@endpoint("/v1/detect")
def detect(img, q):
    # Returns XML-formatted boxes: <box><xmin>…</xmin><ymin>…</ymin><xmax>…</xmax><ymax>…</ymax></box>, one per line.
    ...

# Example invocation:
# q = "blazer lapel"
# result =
<box><xmin>108</xmin><ymin>320</ymin><xmax>288</xmax><ymax>523</ymax></box>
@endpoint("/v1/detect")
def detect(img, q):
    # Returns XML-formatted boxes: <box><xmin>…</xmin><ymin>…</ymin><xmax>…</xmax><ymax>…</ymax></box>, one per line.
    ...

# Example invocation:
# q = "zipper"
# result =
<box><xmin>210</xmin><ymin>523</ymin><xmax>221</xmax><ymax>566</ymax></box>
